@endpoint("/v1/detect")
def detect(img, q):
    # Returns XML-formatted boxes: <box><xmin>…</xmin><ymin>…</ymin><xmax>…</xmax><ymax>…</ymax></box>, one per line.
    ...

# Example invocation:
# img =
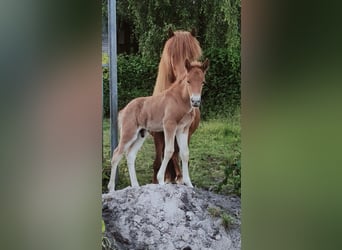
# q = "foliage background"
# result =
<box><xmin>102</xmin><ymin>0</ymin><xmax>241</xmax><ymax>119</ymax></box>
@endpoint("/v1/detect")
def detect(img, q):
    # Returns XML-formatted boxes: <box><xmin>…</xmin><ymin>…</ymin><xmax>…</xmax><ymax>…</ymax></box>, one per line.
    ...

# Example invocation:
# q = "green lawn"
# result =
<box><xmin>102</xmin><ymin>114</ymin><xmax>240</xmax><ymax>194</ymax></box>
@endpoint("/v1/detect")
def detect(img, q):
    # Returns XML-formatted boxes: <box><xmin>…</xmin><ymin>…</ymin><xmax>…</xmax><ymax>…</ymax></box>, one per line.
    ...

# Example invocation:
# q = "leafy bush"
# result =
<box><xmin>201</xmin><ymin>47</ymin><xmax>240</xmax><ymax>119</ymax></box>
<box><xmin>103</xmin><ymin>54</ymin><xmax>158</xmax><ymax>117</ymax></box>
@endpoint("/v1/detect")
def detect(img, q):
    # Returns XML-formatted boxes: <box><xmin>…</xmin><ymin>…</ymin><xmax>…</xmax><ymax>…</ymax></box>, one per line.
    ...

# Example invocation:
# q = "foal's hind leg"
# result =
<box><xmin>125</xmin><ymin>129</ymin><xmax>147</xmax><ymax>188</ymax></box>
<box><xmin>108</xmin><ymin>128</ymin><xmax>139</xmax><ymax>192</ymax></box>
<box><xmin>108</xmin><ymin>146</ymin><xmax>125</xmax><ymax>193</ymax></box>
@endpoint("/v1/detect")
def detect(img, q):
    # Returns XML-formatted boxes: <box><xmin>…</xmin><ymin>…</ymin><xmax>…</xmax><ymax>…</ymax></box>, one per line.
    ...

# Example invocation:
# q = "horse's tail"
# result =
<box><xmin>117</xmin><ymin>110</ymin><xmax>123</xmax><ymax>133</ymax></box>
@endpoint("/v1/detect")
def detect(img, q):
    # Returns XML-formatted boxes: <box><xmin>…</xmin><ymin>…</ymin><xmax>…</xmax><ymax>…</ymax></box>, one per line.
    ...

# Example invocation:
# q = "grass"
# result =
<box><xmin>208</xmin><ymin>206</ymin><xmax>235</xmax><ymax>230</ymax></box>
<box><xmin>221</xmin><ymin>212</ymin><xmax>234</xmax><ymax>229</ymax></box>
<box><xmin>102</xmin><ymin>113</ymin><xmax>240</xmax><ymax>194</ymax></box>
<box><xmin>208</xmin><ymin>207</ymin><xmax>222</xmax><ymax>217</ymax></box>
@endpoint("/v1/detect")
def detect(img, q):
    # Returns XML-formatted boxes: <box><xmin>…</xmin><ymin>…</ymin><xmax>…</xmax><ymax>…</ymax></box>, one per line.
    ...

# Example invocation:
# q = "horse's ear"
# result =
<box><xmin>190</xmin><ymin>28</ymin><xmax>197</xmax><ymax>37</ymax></box>
<box><xmin>168</xmin><ymin>27</ymin><xmax>174</xmax><ymax>38</ymax></box>
<box><xmin>201</xmin><ymin>58</ymin><xmax>209</xmax><ymax>73</ymax></box>
<box><xmin>185</xmin><ymin>59</ymin><xmax>192</xmax><ymax>72</ymax></box>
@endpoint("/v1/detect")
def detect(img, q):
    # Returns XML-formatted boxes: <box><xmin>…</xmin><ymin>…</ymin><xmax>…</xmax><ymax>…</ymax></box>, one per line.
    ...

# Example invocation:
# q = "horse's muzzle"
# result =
<box><xmin>191</xmin><ymin>96</ymin><xmax>201</xmax><ymax>107</ymax></box>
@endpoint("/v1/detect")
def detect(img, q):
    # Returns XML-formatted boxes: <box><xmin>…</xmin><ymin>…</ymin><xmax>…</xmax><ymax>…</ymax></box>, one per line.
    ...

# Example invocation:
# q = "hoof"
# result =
<box><xmin>184</xmin><ymin>180</ymin><xmax>193</xmax><ymax>188</ymax></box>
<box><xmin>175</xmin><ymin>175</ymin><xmax>184</xmax><ymax>184</ymax></box>
<box><xmin>164</xmin><ymin>177</ymin><xmax>172</xmax><ymax>184</ymax></box>
<box><xmin>157</xmin><ymin>173</ymin><xmax>164</xmax><ymax>185</ymax></box>
<box><xmin>164</xmin><ymin>172</ymin><xmax>172</xmax><ymax>183</ymax></box>
<box><xmin>107</xmin><ymin>183</ymin><xmax>115</xmax><ymax>193</ymax></box>
<box><xmin>131</xmin><ymin>183</ymin><xmax>140</xmax><ymax>188</ymax></box>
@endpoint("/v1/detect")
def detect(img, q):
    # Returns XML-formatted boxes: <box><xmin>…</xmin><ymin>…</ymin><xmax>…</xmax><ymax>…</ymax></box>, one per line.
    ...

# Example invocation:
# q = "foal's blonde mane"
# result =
<box><xmin>153</xmin><ymin>30</ymin><xmax>202</xmax><ymax>95</ymax></box>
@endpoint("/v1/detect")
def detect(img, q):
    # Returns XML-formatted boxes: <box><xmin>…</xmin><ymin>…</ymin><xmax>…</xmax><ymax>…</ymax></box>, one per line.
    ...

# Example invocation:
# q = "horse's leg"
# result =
<box><xmin>152</xmin><ymin>132</ymin><xmax>164</xmax><ymax>183</ymax></box>
<box><xmin>173</xmin><ymin>108</ymin><xmax>200</xmax><ymax>186</ymax></box>
<box><xmin>157</xmin><ymin>123</ymin><xmax>176</xmax><ymax>185</ymax></box>
<box><xmin>152</xmin><ymin>132</ymin><xmax>177</xmax><ymax>183</ymax></box>
<box><xmin>165</xmin><ymin>156</ymin><xmax>177</xmax><ymax>183</ymax></box>
<box><xmin>172</xmin><ymin>141</ymin><xmax>183</xmax><ymax>184</ymax></box>
<box><xmin>108</xmin><ymin>145</ymin><xmax>124</xmax><ymax>193</ymax></box>
<box><xmin>125</xmin><ymin>130</ymin><xmax>147</xmax><ymax>188</ymax></box>
<box><xmin>188</xmin><ymin>108</ymin><xmax>200</xmax><ymax>140</ymax></box>
<box><xmin>176</xmin><ymin>130</ymin><xmax>193</xmax><ymax>187</ymax></box>
<box><xmin>108</xmin><ymin>126</ymin><xmax>139</xmax><ymax>192</ymax></box>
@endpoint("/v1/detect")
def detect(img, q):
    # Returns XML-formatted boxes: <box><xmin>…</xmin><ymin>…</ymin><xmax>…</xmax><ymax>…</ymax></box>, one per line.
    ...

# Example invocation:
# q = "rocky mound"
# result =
<box><xmin>102</xmin><ymin>184</ymin><xmax>240</xmax><ymax>250</ymax></box>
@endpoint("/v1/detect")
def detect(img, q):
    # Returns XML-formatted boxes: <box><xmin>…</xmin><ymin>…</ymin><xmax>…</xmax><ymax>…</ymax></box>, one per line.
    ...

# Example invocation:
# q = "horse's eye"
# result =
<box><xmin>187</xmin><ymin>81</ymin><xmax>190</xmax><ymax>84</ymax></box>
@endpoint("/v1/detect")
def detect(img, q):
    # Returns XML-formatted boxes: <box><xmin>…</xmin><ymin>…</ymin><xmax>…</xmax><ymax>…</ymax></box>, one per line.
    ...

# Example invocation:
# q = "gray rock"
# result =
<box><xmin>102</xmin><ymin>184</ymin><xmax>241</xmax><ymax>250</ymax></box>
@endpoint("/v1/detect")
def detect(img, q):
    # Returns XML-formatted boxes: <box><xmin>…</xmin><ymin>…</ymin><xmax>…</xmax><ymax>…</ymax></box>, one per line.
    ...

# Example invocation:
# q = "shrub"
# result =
<box><xmin>201</xmin><ymin>47</ymin><xmax>240</xmax><ymax>119</ymax></box>
<box><xmin>103</xmin><ymin>54</ymin><xmax>158</xmax><ymax>117</ymax></box>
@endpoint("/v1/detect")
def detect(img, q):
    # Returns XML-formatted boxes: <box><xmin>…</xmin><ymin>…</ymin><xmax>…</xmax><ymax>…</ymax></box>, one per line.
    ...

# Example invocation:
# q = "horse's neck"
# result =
<box><xmin>153</xmin><ymin>75</ymin><xmax>166</xmax><ymax>95</ymax></box>
<box><xmin>172</xmin><ymin>79</ymin><xmax>191</xmax><ymax>108</ymax></box>
<box><xmin>154</xmin><ymin>61</ymin><xmax>186</xmax><ymax>95</ymax></box>
<box><xmin>176</xmin><ymin>71</ymin><xmax>187</xmax><ymax>82</ymax></box>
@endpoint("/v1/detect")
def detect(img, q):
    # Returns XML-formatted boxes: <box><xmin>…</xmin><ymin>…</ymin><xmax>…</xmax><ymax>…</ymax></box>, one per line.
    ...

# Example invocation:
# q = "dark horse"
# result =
<box><xmin>151</xmin><ymin>29</ymin><xmax>202</xmax><ymax>184</ymax></box>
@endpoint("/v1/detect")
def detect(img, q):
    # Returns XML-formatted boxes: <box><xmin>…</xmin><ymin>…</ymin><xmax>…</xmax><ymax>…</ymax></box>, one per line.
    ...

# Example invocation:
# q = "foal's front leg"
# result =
<box><xmin>157</xmin><ymin>123</ymin><xmax>176</xmax><ymax>185</ymax></box>
<box><xmin>176</xmin><ymin>130</ymin><xmax>193</xmax><ymax>187</ymax></box>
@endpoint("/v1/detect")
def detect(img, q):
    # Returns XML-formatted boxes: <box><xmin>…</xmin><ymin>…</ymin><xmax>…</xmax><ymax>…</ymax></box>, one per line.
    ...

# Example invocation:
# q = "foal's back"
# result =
<box><xmin>120</xmin><ymin>80</ymin><xmax>189</xmax><ymax>132</ymax></box>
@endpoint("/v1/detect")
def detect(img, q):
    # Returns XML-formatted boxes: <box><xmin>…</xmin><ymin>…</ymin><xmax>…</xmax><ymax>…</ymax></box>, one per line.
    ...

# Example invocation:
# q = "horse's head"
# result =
<box><xmin>184</xmin><ymin>58</ymin><xmax>209</xmax><ymax>107</ymax></box>
<box><xmin>163</xmin><ymin>29</ymin><xmax>202</xmax><ymax>85</ymax></box>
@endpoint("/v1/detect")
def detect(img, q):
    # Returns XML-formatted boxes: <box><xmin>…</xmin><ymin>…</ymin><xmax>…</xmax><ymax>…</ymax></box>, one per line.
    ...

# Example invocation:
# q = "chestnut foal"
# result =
<box><xmin>107</xmin><ymin>59</ymin><xmax>209</xmax><ymax>192</ymax></box>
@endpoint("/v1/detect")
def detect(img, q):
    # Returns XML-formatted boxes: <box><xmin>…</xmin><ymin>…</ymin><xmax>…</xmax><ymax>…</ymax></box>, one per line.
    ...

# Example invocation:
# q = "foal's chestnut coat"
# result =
<box><xmin>107</xmin><ymin>59</ymin><xmax>209</xmax><ymax>192</ymax></box>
